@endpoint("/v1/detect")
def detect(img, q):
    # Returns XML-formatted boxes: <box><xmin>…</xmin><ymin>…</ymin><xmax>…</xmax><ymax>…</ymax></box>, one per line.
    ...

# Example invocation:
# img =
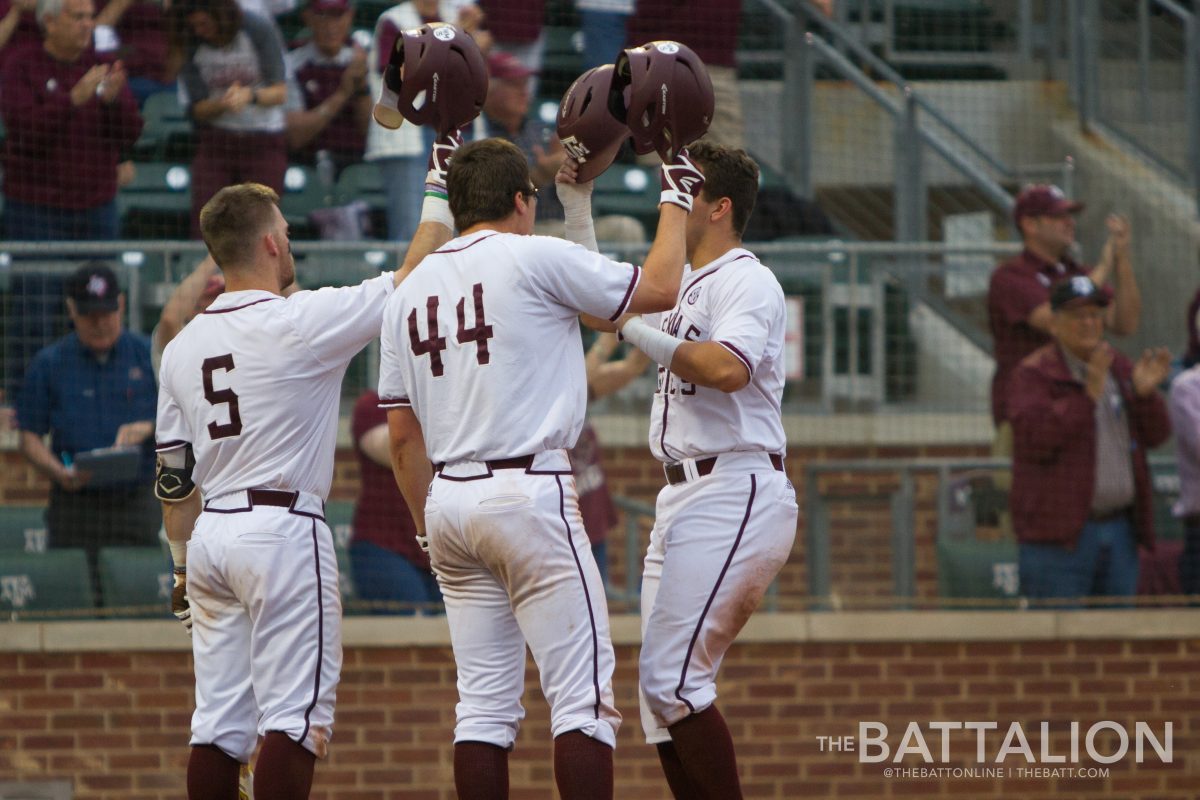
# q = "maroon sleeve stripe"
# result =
<box><xmin>378</xmin><ymin>396</ymin><xmax>411</xmax><ymax>408</ymax></box>
<box><xmin>156</xmin><ymin>439</ymin><xmax>189</xmax><ymax>452</ymax></box>
<box><xmin>718</xmin><ymin>340</ymin><xmax>753</xmax><ymax>377</ymax></box>
<box><xmin>609</xmin><ymin>265</ymin><xmax>641</xmax><ymax>322</ymax></box>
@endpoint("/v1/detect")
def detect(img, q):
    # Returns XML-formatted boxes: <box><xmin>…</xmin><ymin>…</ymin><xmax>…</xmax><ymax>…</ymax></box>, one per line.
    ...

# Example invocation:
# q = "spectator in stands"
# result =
<box><xmin>0</xmin><ymin>0</ymin><xmax>143</xmax><ymax>240</ymax></box>
<box><xmin>284</xmin><ymin>0</ymin><xmax>370</xmax><ymax>174</ymax></box>
<box><xmin>0</xmin><ymin>0</ymin><xmax>38</xmax><ymax>69</ymax></box>
<box><xmin>1008</xmin><ymin>276</ymin><xmax>1170</xmax><ymax>603</ymax></box>
<box><xmin>574</xmin><ymin>332</ymin><xmax>651</xmax><ymax>586</ymax></box>
<box><xmin>95</xmin><ymin>0</ymin><xmax>173</xmax><ymax>104</ymax></box>
<box><xmin>169</xmin><ymin>0</ymin><xmax>288</xmax><ymax>238</ymax></box>
<box><xmin>348</xmin><ymin>389</ymin><xmax>442</xmax><ymax>613</ymax></box>
<box><xmin>627</xmin><ymin>0</ymin><xmax>745</xmax><ymax>149</ymax></box>
<box><xmin>366</xmin><ymin>0</ymin><xmax>488</xmax><ymax>242</ymax></box>
<box><xmin>15</xmin><ymin>263</ymin><xmax>160</xmax><ymax>601</ymax></box>
<box><xmin>577</xmin><ymin>0</ymin><xmax>630</xmax><ymax>70</ymax></box>
<box><xmin>1169</xmin><ymin>349</ymin><xmax>1200</xmax><ymax>596</ymax></box>
<box><xmin>478</xmin><ymin>0</ymin><xmax>542</xmax><ymax>93</ymax></box>
<box><xmin>989</xmin><ymin>185</ymin><xmax>1142</xmax><ymax>449</ymax></box>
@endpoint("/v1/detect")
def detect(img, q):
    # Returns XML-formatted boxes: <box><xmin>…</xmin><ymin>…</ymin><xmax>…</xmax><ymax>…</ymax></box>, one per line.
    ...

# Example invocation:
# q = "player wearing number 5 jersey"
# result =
<box><xmin>378</xmin><ymin>137</ymin><xmax>702</xmax><ymax>800</ymax></box>
<box><xmin>573</xmin><ymin>141</ymin><xmax>798</xmax><ymax>799</ymax></box>
<box><xmin>153</xmin><ymin>177</ymin><xmax>452</xmax><ymax>799</ymax></box>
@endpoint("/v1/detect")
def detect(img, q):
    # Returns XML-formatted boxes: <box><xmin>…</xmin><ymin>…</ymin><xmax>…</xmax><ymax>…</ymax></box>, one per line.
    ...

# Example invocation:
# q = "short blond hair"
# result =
<box><xmin>199</xmin><ymin>183</ymin><xmax>280</xmax><ymax>270</ymax></box>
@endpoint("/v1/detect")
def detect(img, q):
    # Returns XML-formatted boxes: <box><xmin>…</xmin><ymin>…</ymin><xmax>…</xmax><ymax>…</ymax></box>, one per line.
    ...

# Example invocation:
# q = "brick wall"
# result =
<box><xmin>1</xmin><ymin>624</ymin><xmax>1196</xmax><ymax>799</ymax></box>
<box><xmin>0</xmin><ymin>442</ymin><xmax>992</xmax><ymax>610</ymax></box>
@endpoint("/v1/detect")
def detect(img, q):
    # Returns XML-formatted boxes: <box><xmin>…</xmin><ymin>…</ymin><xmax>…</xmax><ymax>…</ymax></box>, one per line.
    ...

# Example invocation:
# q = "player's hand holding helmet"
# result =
<box><xmin>556</xmin><ymin>64</ymin><xmax>629</xmax><ymax>184</ymax></box>
<box><xmin>172</xmin><ymin>570</ymin><xmax>192</xmax><ymax>636</ymax></box>
<box><xmin>373</xmin><ymin>22</ymin><xmax>488</xmax><ymax>135</ymax></box>
<box><xmin>658</xmin><ymin>148</ymin><xmax>705</xmax><ymax>212</ymax></box>
<box><xmin>425</xmin><ymin>127</ymin><xmax>465</xmax><ymax>199</ymax></box>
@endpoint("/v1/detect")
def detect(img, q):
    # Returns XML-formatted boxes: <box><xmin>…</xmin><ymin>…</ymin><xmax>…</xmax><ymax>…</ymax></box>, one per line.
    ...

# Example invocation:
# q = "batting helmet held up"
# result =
<box><xmin>373</xmin><ymin>22</ymin><xmax>488</xmax><ymax>136</ymax></box>
<box><xmin>614</xmin><ymin>40</ymin><xmax>714</xmax><ymax>161</ymax></box>
<box><xmin>557</xmin><ymin>65</ymin><xmax>630</xmax><ymax>183</ymax></box>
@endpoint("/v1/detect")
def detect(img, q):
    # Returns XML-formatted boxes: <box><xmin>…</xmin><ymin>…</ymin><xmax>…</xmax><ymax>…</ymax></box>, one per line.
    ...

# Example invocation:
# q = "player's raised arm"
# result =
<box><xmin>395</xmin><ymin>128</ymin><xmax>463</xmax><ymax>284</ymax></box>
<box><xmin>625</xmin><ymin>150</ymin><xmax>705</xmax><ymax>313</ymax></box>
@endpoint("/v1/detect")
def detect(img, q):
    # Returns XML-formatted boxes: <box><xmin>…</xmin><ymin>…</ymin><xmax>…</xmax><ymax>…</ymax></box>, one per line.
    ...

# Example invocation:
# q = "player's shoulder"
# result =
<box><xmin>711</xmin><ymin>249</ymin><xmax>784</xmax><ymax>297</ymax></box>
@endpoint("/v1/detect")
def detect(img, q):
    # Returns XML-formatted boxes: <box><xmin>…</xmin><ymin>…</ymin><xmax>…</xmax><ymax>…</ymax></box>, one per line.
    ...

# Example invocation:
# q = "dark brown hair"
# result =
<box><xmin>169</xmin><ymin>0</ymin><xmax>243</xmax><ymax>51</ymax></box>
<box><xmin>687</xmin><ymin>140</ymin><xmax>760</xmax><ymax>237</ymax></box>
<box><xmin>199</xmin><ymin>183</ymin><xmax>280</xmax><ymax>270</ymax></box>
<box><xmin>447</xmin><ymin>138</ymin><xmax>536</xmax><ymax>232</ymax></box>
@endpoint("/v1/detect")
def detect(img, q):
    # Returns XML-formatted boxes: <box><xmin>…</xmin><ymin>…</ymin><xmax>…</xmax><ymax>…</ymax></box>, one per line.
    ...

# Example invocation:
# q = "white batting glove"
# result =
<box><xmin>659</xmin><ymin>148</ymin><xmax>705</xmax><ymax>212</ymax></box>
<box><xmin>172</xmin><ymin>570</ymin><xmax>192</xmax><ymax>636</ymax></box>
<box><xmin>425</xmin><ymin>128</ymin><xmax>464</xmax><ymax>199</ymax></box>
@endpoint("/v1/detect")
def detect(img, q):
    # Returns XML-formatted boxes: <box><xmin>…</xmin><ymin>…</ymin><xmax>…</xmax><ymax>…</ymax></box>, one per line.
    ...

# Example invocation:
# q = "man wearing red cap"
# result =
<box><xmin>988</xmin><ymin>185</ymin><xmax>1142</xmax><ymax>440</ymax></box>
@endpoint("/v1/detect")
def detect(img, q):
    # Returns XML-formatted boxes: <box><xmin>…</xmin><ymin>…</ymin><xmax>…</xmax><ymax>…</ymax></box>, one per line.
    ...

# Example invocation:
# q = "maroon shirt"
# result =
<box><xmin>479</xmin><ymin>0</ymin><xmax>543</xmax><ymax>44</ymax></box>
<box><xmin>568</xmin><ymin>423</ymin><xmax>616</xmax><ymax>546</ymax></box>
<box><xmin>289</xmin><ymin>41</ymin><xmax>365</xmax><ymax>161</ymax></box>
<box><xmin>627</xmin><ymin>0</ymin><xmax>740</xmax><ymax>68</ymax></box>
<box><xmin>97</xmin><ymin>0</ymin><xmax>169</xmax><ymax>83</ymax></box>
<box><xmin>1184</xmin><ymin>286</ymin><xmax>1200</xmax><ymax>367</ymax></box>
<box><xmin>351</xmin><ymin>391</ymin><xmax>430</xmax><ymax>569</ymax></box>
<box><xmin>987</xmin><ymin>248</ymin><xmax>1089</xmax><ymax>425</ymax></box>
<box><xmin>0</xmin><ymin>0</ymin><xmax>40</xmax><ymax>72</ymax></box>
<box><xmin>1</xmin><ymin>46</ymin><xmax>143</xmax><ymax>209</ymax></box>
<box><xmin>1008</xmin><ymin>344</ymin><xmax>1170</xmax><ymax>550</ymax></box>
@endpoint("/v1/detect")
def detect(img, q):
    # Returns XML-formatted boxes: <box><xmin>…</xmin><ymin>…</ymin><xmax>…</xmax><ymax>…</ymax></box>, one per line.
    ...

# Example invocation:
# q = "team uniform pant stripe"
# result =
<box><xmin>297</xmin><ymin>519</ymin><xmax>324</xmax><ymax>746</ymax></box>
<box><xmin>557</xmin><ymin>474</ymin><xmax>602</xmax><ymax>720</ymax></box>
<box><xmin>674</xmin><ymin>474</ymin><xmax>758</xmax><ymax>713</ymax></box>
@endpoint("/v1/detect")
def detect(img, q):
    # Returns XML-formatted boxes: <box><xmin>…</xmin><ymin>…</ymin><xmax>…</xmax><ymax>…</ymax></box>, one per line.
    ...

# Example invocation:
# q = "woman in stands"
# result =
<box><xmin>169</xmin><ymin>0</ymin><xmax>288</xmax><ymax>237</ymax></box>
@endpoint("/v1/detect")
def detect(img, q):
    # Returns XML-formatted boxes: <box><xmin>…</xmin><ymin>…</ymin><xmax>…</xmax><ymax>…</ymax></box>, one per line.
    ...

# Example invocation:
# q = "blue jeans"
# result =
<box><xmin>1018</xmin><ymin>514</ymin><xmax>1140</xmax><ymax>603</ymax></box>
<box><xmin>580</xmin><ymin>10</ymin><xmax>629</xmax><ymax>70</ymax></box>
<box><xmin>378</xmin><ymin>127</ymin><xmax>436</xmax><ymax>242</ymax></box>
<box><xmin>3</xmin><ymin>197</ymin><xmax>119</xmax><ymax>241</ymax></box>
<box><xmin>349</xmin><ymin>539</ymin><xmax>443</xmax><ymax>615</ymax></box>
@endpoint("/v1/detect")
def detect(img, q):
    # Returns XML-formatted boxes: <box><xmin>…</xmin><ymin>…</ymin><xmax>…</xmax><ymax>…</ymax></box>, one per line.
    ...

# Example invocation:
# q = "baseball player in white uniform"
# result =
<box><xmin>154</xmin><ymin>146</ymin><xmax>455</xmax><ymax>797</ymax></box>
<box><xmin>564</xmin><ymin>141</ymin><xmax>798</xmax><ymax>799</ymax></box>
<box><xmin>377</xmin><ymin>137</ymin><xmax>704</xmax><ymax>800</ymax></box>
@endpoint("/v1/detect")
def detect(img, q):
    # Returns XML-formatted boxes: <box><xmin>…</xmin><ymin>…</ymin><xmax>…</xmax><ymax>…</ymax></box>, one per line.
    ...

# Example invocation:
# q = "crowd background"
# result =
<box><xmin>2</xmin><ymin>0</ymin><xmax>1200</xmax><ymax>618</ymax></box>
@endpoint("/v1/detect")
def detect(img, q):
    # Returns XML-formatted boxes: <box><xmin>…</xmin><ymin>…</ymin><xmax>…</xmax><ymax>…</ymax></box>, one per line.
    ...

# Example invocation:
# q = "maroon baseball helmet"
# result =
<box><xmin>557</xmin><ymin>65</ymin><xmax>630</xmax><ymax>182</ymax></box>
<box><xmin>614</xmin><ymin>40</ymin><xmax>714</xmax><ymax>160</ymax></box>
<box><xmin>373</xmin><ymin>23</ymin><xmax>488</xmax><ymax>136</ymax></box>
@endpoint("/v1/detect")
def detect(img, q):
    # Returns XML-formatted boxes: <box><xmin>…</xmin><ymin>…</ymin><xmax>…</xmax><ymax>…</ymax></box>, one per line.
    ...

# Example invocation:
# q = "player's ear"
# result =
<box><xmin>711</xmin><ymin>197</ymin><xmax>734</xmax><ymax>225</ymax></box>
<box><xmin>263</xmin><ymin>230</ymin><xmax>281</xmax><ymax>258</ymax></box>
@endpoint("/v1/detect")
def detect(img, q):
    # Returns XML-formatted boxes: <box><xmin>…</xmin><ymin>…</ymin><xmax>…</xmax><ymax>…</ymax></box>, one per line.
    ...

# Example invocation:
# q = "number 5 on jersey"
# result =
<box><xmin>203</xmin><ymin>354</ymin><xmax>242</xmax><ymax>440</ymax></box>
<box><xmin>409</xmin><ymin>283</ymin><xmax>494</xmax><ymax>376</ymax></box>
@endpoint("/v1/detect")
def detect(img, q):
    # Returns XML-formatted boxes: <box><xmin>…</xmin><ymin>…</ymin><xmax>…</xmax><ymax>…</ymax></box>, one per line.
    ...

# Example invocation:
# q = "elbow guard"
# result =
<box><xmin>155</xmin><ymin>444</ymin><xmax>196</xmax><ymax>503</ymax></box>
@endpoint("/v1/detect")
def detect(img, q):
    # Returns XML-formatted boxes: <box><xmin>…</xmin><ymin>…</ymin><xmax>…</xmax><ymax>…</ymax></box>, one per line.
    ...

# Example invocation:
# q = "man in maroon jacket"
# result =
<box><xmin>1008</xmin><ymin>276</ymin><xmax>1170</xmax><ymax>603</ymax></box>
<box><xmin>0</xmin><ymin>0</ymin><xmax>142</xmax><ymax>240</ymax></box>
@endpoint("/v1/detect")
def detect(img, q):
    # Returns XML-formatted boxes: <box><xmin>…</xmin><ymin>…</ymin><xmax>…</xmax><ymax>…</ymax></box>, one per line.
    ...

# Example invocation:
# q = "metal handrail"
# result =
<box><xmin>803</xmin><ymin>32</ymin><xmax>1015</xmax><ymax>216</ymax></box>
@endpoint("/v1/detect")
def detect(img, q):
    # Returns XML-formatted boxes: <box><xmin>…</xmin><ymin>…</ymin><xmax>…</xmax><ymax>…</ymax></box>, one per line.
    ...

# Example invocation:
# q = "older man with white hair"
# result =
<box><xmin>0</xmin><ymin>0</ymin><xmax>142</xmax><ymax>240</ymax></box>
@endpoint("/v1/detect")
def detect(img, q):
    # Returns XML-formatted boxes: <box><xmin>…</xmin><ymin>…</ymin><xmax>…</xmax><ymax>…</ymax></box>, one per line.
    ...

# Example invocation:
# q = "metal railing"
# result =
<box><xmin>1071</xmin><ymin>0</ymin><xmax>1200</xmax><ymax>214</ymax></box>
<box><xmin>805</xmin><ymin>454</ymin><xmax>1183</xmax><ymax>609</ymax></box>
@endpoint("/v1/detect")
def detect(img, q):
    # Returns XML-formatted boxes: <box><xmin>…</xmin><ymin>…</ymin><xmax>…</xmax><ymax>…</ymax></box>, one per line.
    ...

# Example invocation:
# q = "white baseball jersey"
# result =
<box><xmin>378</xmin><ymin>231</ymin><xmax>640</xmax><ymax>462</ymax></box>
<box><xmin>156</xmin><ymin>276</ymin><xmax>394</xmax><ymax>499</ymax></box>
<box><xmin>646</xmin><ymin>248</ymin><xmax>787</xmax><ymax>462</ymax></box>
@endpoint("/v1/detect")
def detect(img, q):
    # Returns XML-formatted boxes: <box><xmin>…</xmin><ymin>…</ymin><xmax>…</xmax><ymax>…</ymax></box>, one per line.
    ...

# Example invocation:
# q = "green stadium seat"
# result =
<box><xmin>333</xmin><ymin>163</ymin><xmax>385</xmax><ymax>211</ymax></box>
<box><xmin>119</xmin><ymin>162</ymin><xmax>193</xmax><ymax>239</ymax></box>
<box><xmin>281</xmin><ymin>164</ymin><xmax>331</xmax><ymax>226</ymax></box>
<box><xmin>936</xmin><ymin>472</ymin><xmax>1019</xmax><ymax>601</ymax></box>
<box><xmin>0</xmin><ymin>549</ymin><xmax>93</xmax><ymax>615</ymax></box>
<box><xmin>97</xmin><ymin>546</ymin><xmax>172</xmax><ymax>617</ymax></box>
<box><xmin>0</xmin><ymin>507</ymin><xmax>48</xmax><ymax>552</ymax></box>
<box><xmin>135</xmin><ymin>90</ymin><xmax>193</xmax><ymax>162</ymax></box>
<box><xmin>591</xmin><ymin>165</ymin><xmax>659</xmax><ymax>229</ymax></box>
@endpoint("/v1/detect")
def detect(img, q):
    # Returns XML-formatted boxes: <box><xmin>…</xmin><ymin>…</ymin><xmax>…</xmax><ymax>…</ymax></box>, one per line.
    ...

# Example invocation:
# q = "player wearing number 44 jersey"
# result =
<box><xmin>378</xmin><ymin>137</ymin><xmax>704</xmax><ymax>800</ymax></box>
<box><xmin>564</xmin><ymin>141</ymin><xmax>798</xmax><ymax>799</ymax></box>
<box><xmin>153</xmin><ymin>134</ymin><xmax>456</xmax><ymax>800</ymax></box>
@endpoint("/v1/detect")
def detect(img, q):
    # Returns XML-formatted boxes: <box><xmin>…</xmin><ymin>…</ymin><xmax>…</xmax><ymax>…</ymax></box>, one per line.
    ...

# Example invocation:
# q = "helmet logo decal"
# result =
<box><xmin>433</xmin><ymin>26</ymin><xmax>455</xmax><ymax>41</ymax></box>
<box><xmin>431</xmin><ymin>72</ymin><xmax>439</xmax><ymax>102</ymax></box>
<box><xmin>661</xmin><ymin>83</ymin><xmax>668</xmax><ymax>113</ymax></box>
<box><xmin>656</xmin><ymin>42</ymin><xmax>679</xmax><ymax>54</ymax></box>
<box><xmin>561</xmin><ymin>135</ymin><xmax>591</xmax><ymax>162</ymax></box>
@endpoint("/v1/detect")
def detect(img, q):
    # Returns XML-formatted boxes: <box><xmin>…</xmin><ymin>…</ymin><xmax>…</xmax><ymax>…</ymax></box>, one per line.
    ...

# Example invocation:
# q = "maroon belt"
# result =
<box><xmin>664</xmin><ymin>454</ymin><xmax>784</xmax><ymax>486</ymax></box>
<box><xmin>1089</xmin><ymin>506</ymin><xmax>1132</xmax><ymax>524</ymax></box>
<box><xmin>435</xmin><ymin>454</ymin><xmax>535</xmax><ymax>474</ymax></box>
<box><xmin>248</xmin><ymin>489</ymin><xmax>298</xmax><ymax>508</ymax></box>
